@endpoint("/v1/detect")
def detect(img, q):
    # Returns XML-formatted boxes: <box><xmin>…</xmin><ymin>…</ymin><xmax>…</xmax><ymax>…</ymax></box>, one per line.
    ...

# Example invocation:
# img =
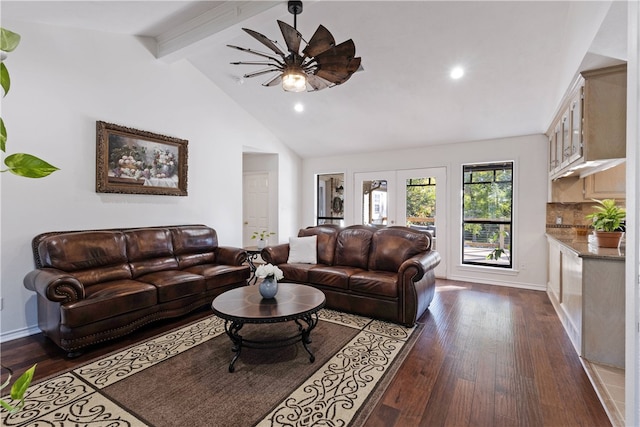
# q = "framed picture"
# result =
<box><xmin>96</xmin><ymin>121</ymin><xmax>188</xmax><ymax>196</ymax></box>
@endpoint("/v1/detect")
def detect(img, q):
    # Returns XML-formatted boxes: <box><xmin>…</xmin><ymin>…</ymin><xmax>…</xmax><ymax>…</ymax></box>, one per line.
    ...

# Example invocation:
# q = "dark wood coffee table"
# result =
<box><xmin>211</xmin><ymin>283</ymin><xmax>326</xmax><ymax>372</ymax></box>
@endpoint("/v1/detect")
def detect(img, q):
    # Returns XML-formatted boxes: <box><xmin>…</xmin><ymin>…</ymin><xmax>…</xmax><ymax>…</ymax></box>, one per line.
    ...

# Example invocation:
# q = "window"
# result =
<box><xmin>462</xmin><ymin>162</ymin><xmax>513</xmax><ymax>268</ymax></box>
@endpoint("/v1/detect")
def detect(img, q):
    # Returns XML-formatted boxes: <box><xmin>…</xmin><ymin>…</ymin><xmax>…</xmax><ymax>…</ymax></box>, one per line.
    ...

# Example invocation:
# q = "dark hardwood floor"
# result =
<box><xmin>1</xmin><ymin>279</ymin><xmax>611</xmax><ymax>426</ymax></box>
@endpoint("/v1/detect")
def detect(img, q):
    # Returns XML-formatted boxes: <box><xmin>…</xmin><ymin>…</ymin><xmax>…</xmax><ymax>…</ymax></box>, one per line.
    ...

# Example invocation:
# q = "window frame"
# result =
<box><xmin>461</xmin><ymin>161</ymin><xmax>514</xmax><ymax>269</ymax></box>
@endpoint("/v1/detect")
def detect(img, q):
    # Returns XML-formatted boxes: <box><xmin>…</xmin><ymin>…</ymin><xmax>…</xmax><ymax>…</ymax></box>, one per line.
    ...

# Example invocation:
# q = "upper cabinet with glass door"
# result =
<box><xmin>547</xmin><ymin>64</ymin><xmax>626</xmax><ymax>180</ymax></box>
<box><xmin>567</xmin><ymin>88</ymin><xmax>583</xmax><ymax>165</ymax></box>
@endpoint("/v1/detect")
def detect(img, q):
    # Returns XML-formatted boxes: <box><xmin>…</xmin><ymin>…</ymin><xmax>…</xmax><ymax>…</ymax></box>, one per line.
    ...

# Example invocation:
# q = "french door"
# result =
<box><xmin>354</xmin><ymin>168</ymin><xmax>447</xmax><ymax>277</ymax></box>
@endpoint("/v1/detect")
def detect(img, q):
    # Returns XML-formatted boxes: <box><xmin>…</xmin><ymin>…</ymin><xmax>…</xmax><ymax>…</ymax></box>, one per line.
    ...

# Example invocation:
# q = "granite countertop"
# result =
<box><xmin>546</xmin><ymin>232</ymin><xmax>625</xmax><ymax>260</ymax></box>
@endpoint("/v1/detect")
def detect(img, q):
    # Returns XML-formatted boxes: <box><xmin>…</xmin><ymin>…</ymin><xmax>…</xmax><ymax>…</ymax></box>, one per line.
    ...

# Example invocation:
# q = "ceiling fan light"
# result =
<box><xmin>282</xmin><ymin>68</ymin><xmax>307</xmax><ymax>92</ymax></box>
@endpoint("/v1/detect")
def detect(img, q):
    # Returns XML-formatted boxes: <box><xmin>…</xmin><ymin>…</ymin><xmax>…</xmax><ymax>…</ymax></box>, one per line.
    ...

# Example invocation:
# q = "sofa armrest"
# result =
<box><xmin>261</xmin><ymin>244</ymin><xmax>290</xmax><ymax>265</ymax></box>
<box><xmin>398</xmin><ymin>251</ymin><xmax>441</xmax><ymax>282</ymax></box>
<box><xmin>23</xmin><ymin>268</ymin><xmax>85</xmax><ymax>303</ymax></box>
<box><xmin>215</xmin><ymin>246</ymin><xmax>248</xmax><ymax>266</ymax></box>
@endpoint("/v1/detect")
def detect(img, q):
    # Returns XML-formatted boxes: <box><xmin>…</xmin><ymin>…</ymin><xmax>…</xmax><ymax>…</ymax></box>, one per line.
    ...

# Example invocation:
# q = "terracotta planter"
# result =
<box><xmin>594</xmin><ymin>231</ymin><xmax>624</xmax><ymax>248</ymax></box>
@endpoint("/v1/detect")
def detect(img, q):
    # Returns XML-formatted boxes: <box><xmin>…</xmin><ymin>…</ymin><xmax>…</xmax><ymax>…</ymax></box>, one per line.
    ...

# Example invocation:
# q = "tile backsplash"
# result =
<box><xmin>547</xmin><ymin>202</ymin><xmax>595</xmax><ymax>228</ymax></box>
<box><xmin>546</xmin><ymin>201</ymin><xmax>626</xmax><ymax>237</ymax></box>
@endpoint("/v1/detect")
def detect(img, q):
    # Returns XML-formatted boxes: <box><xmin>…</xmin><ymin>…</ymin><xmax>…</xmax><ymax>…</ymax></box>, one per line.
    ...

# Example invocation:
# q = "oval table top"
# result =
<box><xmin>211</xmin><ymin>283</ymin><xmax>326</xmax><ymax>323</ymax></box>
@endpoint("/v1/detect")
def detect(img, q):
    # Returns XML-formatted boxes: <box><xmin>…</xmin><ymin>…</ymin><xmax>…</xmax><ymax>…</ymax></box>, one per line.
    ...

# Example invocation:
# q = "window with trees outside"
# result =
<box><xmin>405</xmin><ymin>177</ymin><xmax>437</xmax><ymax>248</ymax></box>
<box><xmin>462</xmin><ymin>162</ymin><xmax>513</xmax><ymax>268</ymax></box>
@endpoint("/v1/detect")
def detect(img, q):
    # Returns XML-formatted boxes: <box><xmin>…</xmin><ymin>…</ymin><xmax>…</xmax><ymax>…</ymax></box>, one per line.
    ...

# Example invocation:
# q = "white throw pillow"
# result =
<box><xmin>287</xmin><ymin>235</ymin><xmax>318</xmax><ymax>264</ymax></box>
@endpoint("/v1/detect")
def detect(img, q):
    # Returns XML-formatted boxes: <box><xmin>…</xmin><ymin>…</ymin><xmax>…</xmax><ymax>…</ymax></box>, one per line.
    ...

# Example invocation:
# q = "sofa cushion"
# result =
<box><xmin>334</xmin><ymin>227</ymin><xmax>373</xmax><ymax>270</ymax></box>
<box><xmin>349</xmin><ymin>270</ymin><xmax>398</xmax><ymax>298</ymax></box>
<box><xmin>136</xmin><ymin>270</ymin><xmax>206</xmax><ymax>303</ymax></box>
<box><xmin>278</xmin><ymin>263</ymin><xmax>316</xmax><ymax>283</ymax></box>
<box><xmin>125</xmin><ymin>229</ymin><xmax>179</xmax><ymax>278</ymax></box>
<box><xmin>308</xmin><ymin>265</ymin><xmax>364</xmax><ymax>290</ymax></box>
<box><xmin>287</xmin><ymin>235</ymin><xmax>317</xmax><ymax>264</ymax></box>
<box><xmin>61</xmin><ymin>279</ymin><xmax>157</xmax><ymax>327</ymax></box>
<box><xmin>37</xmin><ymin>231</ymin><xmax>132</xmax><ymax>285</ymax></box>
<box><xmin>299</xmin><ymin>225</ymin><xmax>340</xmax><ymax>265</ymax></box>
<box><xmin>170</xmin><ymin>226</ymin><xmax>218</xmax><ymax>268</ymax></box>
<box><xmin>183</xmin><ymin>264</ymin><xmax>250</xmax><ymax>290</ymax></box>
<box><xmin>368</xmin><ymin>227</ymin><xmax>430</xmax><ymax>272</ymax></box>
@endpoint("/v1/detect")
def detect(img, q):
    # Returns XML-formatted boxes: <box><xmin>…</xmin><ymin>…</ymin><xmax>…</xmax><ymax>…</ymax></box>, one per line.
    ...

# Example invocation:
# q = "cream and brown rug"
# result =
<box><xmin>2</xmin><ymin>310</ymin><xmax>421</xmax><ymax>427</ymax></box>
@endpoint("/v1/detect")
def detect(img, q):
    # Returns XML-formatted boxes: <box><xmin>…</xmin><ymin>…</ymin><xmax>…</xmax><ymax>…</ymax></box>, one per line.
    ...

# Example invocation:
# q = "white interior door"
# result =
<box><xmin>243</xmin><ymin>172</ymin><xmax>270</xmax><ymax>247</ymax></box>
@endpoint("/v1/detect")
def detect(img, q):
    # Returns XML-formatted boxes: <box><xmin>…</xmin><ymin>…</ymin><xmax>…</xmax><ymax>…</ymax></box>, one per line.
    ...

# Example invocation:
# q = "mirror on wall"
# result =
<box><xmin>317</xmin><ymin>173</ymin><xmax>344</xmax><ymax>225</ymax></box>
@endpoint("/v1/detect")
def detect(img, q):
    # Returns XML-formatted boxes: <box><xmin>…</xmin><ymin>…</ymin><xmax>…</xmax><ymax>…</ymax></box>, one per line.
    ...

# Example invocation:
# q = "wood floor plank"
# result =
<box><xmin>0</xmin><ymin>280</ymin><xmax>613</xmax><ymax>426</ymax></box>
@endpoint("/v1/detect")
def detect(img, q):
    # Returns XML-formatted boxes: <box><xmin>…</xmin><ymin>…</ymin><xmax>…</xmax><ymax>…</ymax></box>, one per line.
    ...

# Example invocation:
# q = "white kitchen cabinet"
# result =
<box><xmin>584</xmin><ymin>162</ymin><xmax>626</xmax><ymax>200</ymax></box>
<box><xmin>546</xmin><ymin>235</ymin><xmax>625</xmax><ymax>368</ymax></box>
<box><xmin>547</xmin><ymin>238</ymin><xmax>562</xmax><ymax>302</ymax></box>
<box><xmin>550</xmin><ymin>162</ymin><xmax>626</xmax><ymax>202</ymax></box>
<box><xmin>560</xmin><ymin>247</ymin><xmax>583</xmax><ymax>348</ymax></box>
<box><xmin>547</xmin><ymin>64</ymin><xmax>626</xmax><ymax>180</ymax></box>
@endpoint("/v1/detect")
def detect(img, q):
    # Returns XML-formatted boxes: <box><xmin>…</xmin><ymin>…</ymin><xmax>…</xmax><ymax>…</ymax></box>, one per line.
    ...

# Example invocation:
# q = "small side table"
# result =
<box><xmin>244</xmin><ymin>246</ymin><xmax>262</xmax><ymax>285</ymax></box>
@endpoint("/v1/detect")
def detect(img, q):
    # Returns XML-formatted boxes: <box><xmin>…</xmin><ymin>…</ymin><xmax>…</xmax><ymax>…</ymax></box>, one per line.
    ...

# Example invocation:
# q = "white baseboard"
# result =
<box><xmin>0</xmin><ymin>325</ymin><xmax>40</xmax><ymax>344</ymax></box>
<box><xmin>445</xmin><ymin>274</ymin><xmax>546</xmax><ymax>291</ymax></box>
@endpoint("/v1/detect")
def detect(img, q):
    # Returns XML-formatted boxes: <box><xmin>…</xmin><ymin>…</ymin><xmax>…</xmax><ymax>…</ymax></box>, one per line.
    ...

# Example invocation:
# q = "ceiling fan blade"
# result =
<box><xmin>227</xmin><ymin>45</ymin><xmax>284</xmax><ymax>64</ymax></box>
<box><xmin>231</xmin><ymin>61</ymin><xmax>281</xmax><ymax>66</ymax></box>
<box><xmin>277</xmin><ymin>20</ymin><xmax>302</xmax><ymax>54</ymax></box>
<box><xmin>315</xmin><ymin>70</ymin><xmax>348</xmax><ymax>84</ymax></box>
<box><xmin>242</xmin><ymin>28</ymin><xmax>286</xmax><ymax>57</ymax></box>
<box><xmin>302</xmin><ymin>25</ymin><xmax>335</xmax><ymax>58</ymax></box>
<box><xmin>243</xmin><ymin>68</ymin><xmax>282</xmax><ymax>79</ymax></box>
<box><xmin>313</xmin><ymin>40</ymin><xmax>356</xmax><ymax>64</ymax></box>
<box><xmin>316</xmin><ymin>57</ymin><xmax>361</xmax><ymax>74</ymax></box>
<box><xmin>263</xmin><ymin>74</ymin><xmax>282</xmax><ymax>87</ymax></box>
<box><xmin>306</xmin><ymin>74</ymin><xmax>332</xmax><ymax>91</ymax></box>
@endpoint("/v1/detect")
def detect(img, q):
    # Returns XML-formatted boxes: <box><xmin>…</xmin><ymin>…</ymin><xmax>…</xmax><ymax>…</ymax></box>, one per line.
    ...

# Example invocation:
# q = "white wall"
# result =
<box><xmin>303</xmin><ymin>134</ymin><xmax>548</xmax><ymax>290</ymax></box>
<box><xmin>625</xmin><ymin>1</ymin><xmax>640</xmax><ymax>424</ymax></box>
<box><xmin>0</xmin><ymin>21</ymin><xmax>301</xmax><ymax>340</ymax></box>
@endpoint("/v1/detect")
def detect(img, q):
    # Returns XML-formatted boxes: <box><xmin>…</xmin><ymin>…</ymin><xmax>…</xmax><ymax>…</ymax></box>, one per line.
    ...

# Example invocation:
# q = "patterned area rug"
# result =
<box><xmin>2</xmin><ymin>309</ymin><xmax>422</xmax><ymax>426</ymax></box>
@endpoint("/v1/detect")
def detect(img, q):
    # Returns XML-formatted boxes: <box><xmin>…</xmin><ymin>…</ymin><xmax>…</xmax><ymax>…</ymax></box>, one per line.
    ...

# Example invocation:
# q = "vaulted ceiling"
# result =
<box><xmin>2</xmin><ymin>1</ymin><xmax>628</xmax><ymax>158</ymax></box>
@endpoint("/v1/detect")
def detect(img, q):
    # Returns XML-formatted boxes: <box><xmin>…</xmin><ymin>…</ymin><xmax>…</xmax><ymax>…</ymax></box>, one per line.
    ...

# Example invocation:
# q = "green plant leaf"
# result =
<box><xmin>0</xmin><ymin>118</ymin><xmax>6</xmax><ymax>152</ymax></box>
<box><xmin>4</xmin><ymin>153</ymin><xmax>59</xmax><ymax>178</ymax></box>
<box><xmin>0</xmin><ymin>28</ymin><xmax>21</xmax><ymax>53</ymax></box>
<box><xmin>1</xmin><ymin>62</ymin><xmax>10</xmax><ymax>96</ymax></box>
<box><xmin>10</xmin><ymin>364</ymin><xmax>36</xmax><ymax>401</ymax></box>
<box><xmin>0</xmin><ymin>364</ymin><xmax>35</xmax><ymax>413</ymax></box>
<box><xmin>585</xmin><ymin>198</ymin><xmax>626</xmax><ymax>231</ymax></box>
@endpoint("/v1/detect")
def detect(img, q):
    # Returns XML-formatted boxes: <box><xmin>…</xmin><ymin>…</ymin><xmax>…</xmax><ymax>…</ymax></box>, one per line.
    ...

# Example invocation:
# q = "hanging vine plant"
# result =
<box><xmin>1</xmin><ymin>27</ymin><xmax>58</xmax><ymax>178</ymax></box>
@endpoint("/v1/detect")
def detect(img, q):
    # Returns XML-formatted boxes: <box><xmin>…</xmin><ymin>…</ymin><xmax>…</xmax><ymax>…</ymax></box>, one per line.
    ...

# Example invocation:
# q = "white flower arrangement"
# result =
<box><xmin>255</xmin><ymin>263</ymin><xmax>284</xmax><ymax>280</ymax></box>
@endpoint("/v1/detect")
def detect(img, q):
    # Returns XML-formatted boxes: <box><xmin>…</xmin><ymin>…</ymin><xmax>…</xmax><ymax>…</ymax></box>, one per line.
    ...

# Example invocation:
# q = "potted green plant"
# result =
<box><xmin>585</xmin><ymin>198</ymin><xmax>626</xmax><ymax>248</ymax></box>
<box><xmin>251</xmin><ymin>230</ymin><xmax>275</xmax><ymax>249</ymax></box>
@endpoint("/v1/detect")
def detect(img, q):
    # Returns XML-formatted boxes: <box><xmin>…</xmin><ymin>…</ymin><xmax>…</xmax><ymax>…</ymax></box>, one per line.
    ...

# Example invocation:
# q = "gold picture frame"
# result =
<box><xmin>96</xmin><ymin>121</ymin><xmax>188</xmax><ymax>196</ymax></box>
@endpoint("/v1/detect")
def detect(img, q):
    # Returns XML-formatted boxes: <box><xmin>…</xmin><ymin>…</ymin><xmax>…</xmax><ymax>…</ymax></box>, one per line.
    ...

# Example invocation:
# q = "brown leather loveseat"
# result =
<box><xmin>23</xmin><ymin>225</ymin><xmax>249</xmax><ymax>356</ymax></box>
<box><xmin>261</xmin><ymin>225</ymin><xmax>441</xmax><ymax>326</ymax></box>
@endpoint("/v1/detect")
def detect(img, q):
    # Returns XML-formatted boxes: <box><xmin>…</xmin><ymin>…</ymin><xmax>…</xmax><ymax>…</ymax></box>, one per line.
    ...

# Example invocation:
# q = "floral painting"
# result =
<box><xmin>96</xmin><ymin>121</ymin><xmax>188</xmax><ymax>196</ymax></box>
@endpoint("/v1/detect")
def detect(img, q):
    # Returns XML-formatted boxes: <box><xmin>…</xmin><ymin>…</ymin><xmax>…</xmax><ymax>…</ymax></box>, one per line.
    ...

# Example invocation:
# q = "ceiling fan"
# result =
<box><xmin>227</xmin><ymin>0</ymin><xmax>361</xmax><ymax>92</ymax></box>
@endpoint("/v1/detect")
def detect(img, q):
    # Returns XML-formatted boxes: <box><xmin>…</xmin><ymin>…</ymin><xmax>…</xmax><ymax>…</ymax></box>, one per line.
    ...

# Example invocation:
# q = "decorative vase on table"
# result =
<box><xmin>255</xmin><ymin>263</ymin><xmax>283</xmax><ymax>298</ymax></box>
<box><xmin>259</xmin><ymin>276</ymin><xmax>278</xmax><ymax>299</ymax></box>
<box><xmin>257</xmin><ymin>239</ymin><xmax>266</xmax><ymax>249</ymax></box>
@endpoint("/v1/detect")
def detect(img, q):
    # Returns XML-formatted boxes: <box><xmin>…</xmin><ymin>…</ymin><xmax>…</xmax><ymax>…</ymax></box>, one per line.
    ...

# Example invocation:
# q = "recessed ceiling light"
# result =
<box><xmin>294</xmin><ymin>103</ymin><xmax>304</xmax><ymax>113</ymax></box>
<box><xmin>450</xmin><ymin>66</ymin><xmax>464</xmax><ymax>79</ymax></box>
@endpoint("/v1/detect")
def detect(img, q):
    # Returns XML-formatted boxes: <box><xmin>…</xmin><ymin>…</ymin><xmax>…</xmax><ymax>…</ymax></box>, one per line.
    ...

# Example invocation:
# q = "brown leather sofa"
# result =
<box><xmin>23</xmin><ymin>225</ymin><xmax>249</xmax><ymax>356</ymax></box>
<box><xmin>261</xmin><ymin>225</ymin><xmax>441</xmax><ymax>327</ymax></box>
